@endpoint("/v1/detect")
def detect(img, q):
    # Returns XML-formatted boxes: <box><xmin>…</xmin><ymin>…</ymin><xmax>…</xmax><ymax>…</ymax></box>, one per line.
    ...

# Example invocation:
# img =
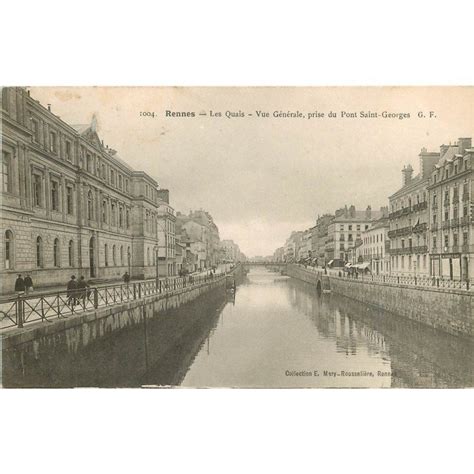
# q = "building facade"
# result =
<box><xmin>360</xmin><ymin>216</ymin><xmax>391</xmax><ymax>275</ymax></box>
<box><xmin>427</xmin><ymin>138</ymin><xmax>473</xmax><ymax>281</ymax></box>
<box><xmin>388</xmin><ymin>148</ymin><xmax>439</xmax><ymax>277</ymax></box>
<box><xmin>1</xmin><ymin>87</ymin><xmax>173</xmax><ymax>294</ymax></box>
<box><xmin>325</xmin><ymin>205</ymin><xmax>384</xmax><ymax>262</ymax></box>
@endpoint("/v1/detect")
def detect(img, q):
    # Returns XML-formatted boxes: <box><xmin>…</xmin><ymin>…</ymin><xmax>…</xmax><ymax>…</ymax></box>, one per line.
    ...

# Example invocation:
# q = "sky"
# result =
<box><xmin>30</xmin><ymin>87</ymin><xmax>474</xmax><ymax>257</ymax></box>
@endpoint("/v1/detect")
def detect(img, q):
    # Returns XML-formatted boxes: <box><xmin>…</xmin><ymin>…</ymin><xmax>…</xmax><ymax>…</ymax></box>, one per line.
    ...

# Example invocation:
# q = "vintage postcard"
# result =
<box><xmin>1</xmin><ymin>86</ymin><xmax>473</xmax><ymax>388</ymax></box>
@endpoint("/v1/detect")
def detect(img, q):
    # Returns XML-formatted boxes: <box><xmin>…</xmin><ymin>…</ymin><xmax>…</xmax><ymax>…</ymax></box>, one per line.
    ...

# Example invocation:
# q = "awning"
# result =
<box><xmin>312</xmin><ymin>258</ymin><xmax>318</xmax><ymax>263</ymax></box>
<box><xmin>345</xmin><ymin>263</ymin><xmax>352</xmax><ymax>268</ymax></box>
<box><xmin>327</xmin><ymin>260</ymin><xmax>334</xmax><ymax>266</ymax></box>
<box><xmin>355</xmin><ymin>262</ymin><xmax>370</xmax><ymax>270</ymax></box>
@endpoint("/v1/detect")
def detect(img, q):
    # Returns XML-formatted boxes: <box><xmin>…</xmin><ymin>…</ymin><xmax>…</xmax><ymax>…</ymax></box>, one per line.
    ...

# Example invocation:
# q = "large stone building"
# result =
<box><xmin>313</xmin><ymin>214</ymin><xmax>334</xmax><ymax>265</ymax></box>
<box><xmin>1</xmin><ymin>87</ymin><xmax>175</xmax><ymax>294</ymax></box>
<box><xmin>388</xmin><ymin>148</ymin><xmax>439</xmax><ymax>277</ymax></box>
<box><xmin>427</xmin><ymin>138</ymin><xmax>473</xmax><ymax>281</ymax></box>
<box><xmin>325</xmin><ymin>205</ymin><xmax>385</xmax><ymax>262</ymax></box>
<box><xmin>176</xmin><ymin>209</ymin><xmax>221</xmax><ymax>268</ymax></box>
<box><xmin>360</xmin><ymin>216</ymin><xmax>391</xmax><ymax>275</ymax></box>
<box><xmin>220</xmin><ymin>239</ymin><xmax>245</xmax><ymax>263</ymax></box>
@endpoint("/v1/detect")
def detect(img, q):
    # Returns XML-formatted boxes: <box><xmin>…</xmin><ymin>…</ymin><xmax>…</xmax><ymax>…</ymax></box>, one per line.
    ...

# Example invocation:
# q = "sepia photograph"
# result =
<box><xmin>1</xmin><ymin>86</ymin><xmax>473</xmax><ymax>388</ymax></box>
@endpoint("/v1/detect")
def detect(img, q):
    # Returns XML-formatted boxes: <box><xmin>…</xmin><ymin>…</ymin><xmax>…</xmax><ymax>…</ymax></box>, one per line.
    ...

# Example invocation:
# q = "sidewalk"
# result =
<box><xmin>0</xmin><ymin>268</ymin><xmax>228</xmax><ymax>302</ymax></box>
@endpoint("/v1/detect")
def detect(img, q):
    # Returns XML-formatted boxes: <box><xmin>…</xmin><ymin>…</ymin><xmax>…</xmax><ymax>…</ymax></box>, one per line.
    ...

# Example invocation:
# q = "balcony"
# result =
<box><xmin>460</xmin><ymin>216</ymin><xmax>471</xmax><ymax>226</ymax></box>
<box><xmin>452</xmin><ymin>245</ymin><xmax>459</xmax><ymax>253</ymax></box>
<box><xmin>412</xmin><ymin>222</ymin><xmax>428</xmax><ymax>233</ymax></box>
<box><xmin>442</xmin><ymin>221</ymin><xmax>450</xmax><ymax>229</ymax></box>
<box><xmin>431</xmin><ymin>223</ymin><xmax>438</xmax><ymax>231</ymax></box>
<box><xmin>443</xmin><ymin>199</ymin><xmax>450</xmax><ymax>207</ymax></box>
<box><xmin>452</xmin><ymin>194</ymin><xmax>459</xmax><ymax>204</ymax></box>
<box><xmin>450</xmin><ymin>218</ymin><xmax>459</xmax><ymax>228</ymax></box>
<box><xmin>413</xmin><ymin>201</ymin><xmax>428</xmax><ymax>212</ymax></box>
<box><xmin>462</xmin><ymin>192</ymin><xmax>470</xmax><ymax>202</ymax></box>
<box><xmin>387</xmin><ymin>226</ymin><xmax>413</xmax><ymax>238</ymax></box>
<box><xmin>432</xmin><ymin>202</ymin><xmax>438</xmax><ymax>210</ymax></box>
<box><xmin>412</xmin><ymin>245</ymin><xmax>428</xmax><ymax>254</ymax></box>
<box><xmin>401</xmin><ymin>206</ymin><xmax>412</xmax><ymax>216</ymax></box>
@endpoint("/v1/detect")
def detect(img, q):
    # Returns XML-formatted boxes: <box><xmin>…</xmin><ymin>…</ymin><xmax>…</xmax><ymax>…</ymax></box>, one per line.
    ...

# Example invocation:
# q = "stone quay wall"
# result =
<box><xmin>2</xmin><ymin>264</ymin><xmax>244</xmax><ymax>356</ymax></box>
<box><xmin>286</xmin><ymin>265</ymin><xmax>473</xmax><ymax>338</ymax></box>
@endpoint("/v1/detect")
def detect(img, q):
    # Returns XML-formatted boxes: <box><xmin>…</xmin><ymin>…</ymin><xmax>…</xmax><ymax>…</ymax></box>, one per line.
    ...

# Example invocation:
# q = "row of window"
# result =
<box><xmin>4</xmin><ymin>230</ymin><xmax>168</xmax><ymax>270</ymax></box>
<box><xmin>391</xmin><ymin>192</ymin><xmax>427</xmax><ymax>213</ymax></box>
<box><xmin>432</xmin><ymin>181</ymin><xmax>470</xmax><ymax>206</ymax></box>
<box><xmin>338</xmin><ymin>224</ymin><xmax>370</xmax><ymax>232</ymax></box>
<box><xmin>432</xmin><ymin>158</ymin><xmax>470</xmax><ymax>184</ymax></box>
<box><xmin>363</xmin><ymin>233</ymin><xmax>384</xmax><ymax>245</ymax></box>
<box><xmin>432</xmin><ymin>232</ymin><xmax>469</xmax><ymax>250</ymax></box>
<box><xmin>432</xmin><ymin>205</ymin><xmax>470</xmax><ymax>224</ymax></box>
<box><xmin>392</xmin><ymin>254</ymin><xmax>428</xmax><ymax>271</ymax></box>
<box><xmin>4</xmin><ymin>230</ymin><xmax>134</xmax><ymax>270</ymax></box>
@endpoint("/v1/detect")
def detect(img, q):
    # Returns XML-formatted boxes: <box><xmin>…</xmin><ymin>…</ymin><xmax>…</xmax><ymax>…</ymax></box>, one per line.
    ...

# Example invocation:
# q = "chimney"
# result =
<box><xmin>366</xmin><ymin>205</ymin><xmax>372</xmax><ymax>220</ymax></box>
<box><xmin>344</xmin><ymin>205</ymin><xmax>348</xmax><ymax>217</ymax></box>
<box><xmin>402</xmin><ymin>164</ymin><xmax>414</xmax><ymax>185</ymax></box>
<box><xmin>47</xmin><ymin>104</ymin><xmax>51</xmax><ymax>111</ymax></box>
<box><xmin>458</xmin><ymin>137</ymin><xmax>472</xmax><ymax>155</ymax></box>
<box><xmin>349</xmin><ymin>205</ymin><xmax>356</xmax><ymax>217</ymax></box>
<box><xmin>440</xmin><ymin>144</ymin><xmax>449</xmax><ymax>157</ymax></box>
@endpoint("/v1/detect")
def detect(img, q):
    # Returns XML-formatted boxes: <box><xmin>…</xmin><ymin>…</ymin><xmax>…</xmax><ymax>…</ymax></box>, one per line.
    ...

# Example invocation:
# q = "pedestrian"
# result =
<box><xmin>24</xmin><ymin>274</ymin><xmax>33</xmax><ymax>295</ymax></box>
<box><xmin>123</xmin><ymin>271</ymin><xmax>130</xmax><ymax>284</ymax></box>
<box><xmin>67</xmin><ymin>275</ymin><xmax>78</xmax><ymax>306</ymax></box>
<box><xmin>15</xmin><ymin>274</ymin><xmax>25</xmax><ymax>295</ymax></box>
<box><xmin>77</xmin><ymin>276</ymin><xmax>89</xmax><ymax>306</ymax></box>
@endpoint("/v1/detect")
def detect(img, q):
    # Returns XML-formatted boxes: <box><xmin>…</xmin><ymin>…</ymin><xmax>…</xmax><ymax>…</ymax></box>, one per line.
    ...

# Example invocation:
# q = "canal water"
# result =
<box><xmin>177</xmin><ymin>267</ymin><xmax>473</xmax><ymax>388</ymax></box>
<box><xmin>3</xmin><ymin>267</ymin><xmax>473</xmax><ymax>388</ymax></box>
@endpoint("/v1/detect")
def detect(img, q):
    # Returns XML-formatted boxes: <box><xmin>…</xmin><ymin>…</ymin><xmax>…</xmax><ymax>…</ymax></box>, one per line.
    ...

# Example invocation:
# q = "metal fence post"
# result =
<box><xmin>17</xmin><ymin>294</ymin><xmax>24</xmax><ymax>328</ymax></box>
<box><xmin>94</xmin><ymin>288</ymin><xmax>99</xmax><ymax>309</ymax></box>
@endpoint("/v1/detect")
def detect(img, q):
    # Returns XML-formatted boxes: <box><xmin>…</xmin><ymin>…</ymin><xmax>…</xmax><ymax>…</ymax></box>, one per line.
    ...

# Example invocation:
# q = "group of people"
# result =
<box><xmin>66</xmin><ymin>275</ymin><xmax>92</xmax><ymax>306</ymax></box>
<box><xmin>14</xmin><ymin>274</ymin><xmax>34</xmax><ymax>295</ymax></box>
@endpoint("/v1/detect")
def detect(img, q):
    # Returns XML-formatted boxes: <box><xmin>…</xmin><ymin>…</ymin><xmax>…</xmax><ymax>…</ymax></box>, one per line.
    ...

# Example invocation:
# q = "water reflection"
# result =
<box><xmin>181</xmin><ymin>268</ymin><xmax>473</xmax><ymax>388</ymax></box>
<box><xmin>3</xmin><ymin>267</ymin><xmax>472</xmax><ymax>388</ymax></box>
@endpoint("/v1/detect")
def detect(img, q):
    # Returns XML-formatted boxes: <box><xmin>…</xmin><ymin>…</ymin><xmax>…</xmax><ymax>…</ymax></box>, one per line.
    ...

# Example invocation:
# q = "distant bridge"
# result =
<box><xmin>244</xmin><ymin>262</ymin><xmax>287</xmax><ymax>266</ymax></box>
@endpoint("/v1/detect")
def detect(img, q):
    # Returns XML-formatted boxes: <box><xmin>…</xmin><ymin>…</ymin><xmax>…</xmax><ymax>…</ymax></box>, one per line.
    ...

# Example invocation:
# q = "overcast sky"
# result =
<box><xmin>30</xmin><ymin>87</ymin><xmax>474</xmax><ymax>257</ymax></box>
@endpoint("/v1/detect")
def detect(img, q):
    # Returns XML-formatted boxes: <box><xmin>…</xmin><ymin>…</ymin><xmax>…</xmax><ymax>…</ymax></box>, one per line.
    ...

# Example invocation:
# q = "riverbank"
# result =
<box><xmin>286</xmin><ymin>264</ymin><xmax>473</xmax><ymax>338</ymax></box>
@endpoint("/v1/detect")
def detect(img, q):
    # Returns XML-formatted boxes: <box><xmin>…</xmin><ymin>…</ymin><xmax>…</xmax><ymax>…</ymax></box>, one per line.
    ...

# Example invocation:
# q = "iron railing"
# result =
<box><xmin>292</xmin><ymin>263</ymin><xmax>473</xmax><ymax>291</ymax></box>
<box><xmin>0</xmin><ymin>268</ymin><xmax>237</xmax><ymax>330</ymax></box>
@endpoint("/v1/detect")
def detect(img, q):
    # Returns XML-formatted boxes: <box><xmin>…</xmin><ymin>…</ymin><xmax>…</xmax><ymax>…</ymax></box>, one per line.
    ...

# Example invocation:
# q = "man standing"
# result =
<box><xmin>123</xmin><ymin>271</ymin><xmax>130</xmax><ymax>284</ymax></box>
<box><xmin>15</xmin><ymin>274</ymin><xmax>25</xmax><ymax>295</ymax></box>
<box><xmin>24</xmin><ymin>274</ymin><xmax>33</xmax><ymax>295</ymax></box>
<box><xmin>67</xmin><ymin>275</ymin><xmax>78</xmax><ymax>306</ymax></box>
<box><xmin>77</xmin><ymin>276</ymin><xmax>89</xmax><ymax>306</ymax></box>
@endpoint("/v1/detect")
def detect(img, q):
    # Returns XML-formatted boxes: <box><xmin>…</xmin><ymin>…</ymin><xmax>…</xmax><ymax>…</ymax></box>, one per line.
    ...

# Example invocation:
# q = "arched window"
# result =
<box><xmin>120</xmin><ymin>245</ymin><xmax>123</xmax><ymax>265</ymax></box>
<box><xmin>147</xmin><ymin>247</ymin><xmax>150</xmax><ymax>266</ymax></box>
<box><xmin>119</xmin><ymin>207</ymin><xmax>123</xmax><ymax>228</ymax></box>
<box><xmin>127</xmin><ymin>246</ymin><xmax>131</xmax><ymax>266</ymax></box>
<box><xmin>112</xmin><ymin>245</ymin><xmax>116</xmax><ymax>266</ymax></box>
<box><xmin>126</xmin><ymin>209</ymin><xmax>130</xmax><ymax>229</ymax></box>
<box><xmin>104</xmin><ymin>244</ymin><xmax>109</xmax><ymax>266</ymax></box>
<box><xmin>53</xmin><ymin>238</ymin><xmax>60</xmax><ymax>267</ymax></box>
<box><xmin>68</xmin><ymin>240</ymin><xmax>74</xmax><ymax>267</ymax></box>
<box><xmin>5</xmin><ymin>230</ymin><xmax>13</xmax><ymax>269</ymax></box>
<box><xmin>87</xmin><ymin>190</ymin><xmax>93</xmax><ymax>220</ymax></box>
<box><xmin>36</xmin><ymin>236</ymin><xmax>43</xmax><ymax>267</ymax></box>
